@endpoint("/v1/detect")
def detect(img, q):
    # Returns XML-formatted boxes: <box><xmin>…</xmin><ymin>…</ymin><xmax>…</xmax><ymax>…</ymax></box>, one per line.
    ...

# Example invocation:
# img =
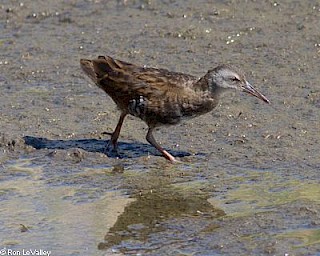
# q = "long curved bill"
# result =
<box><xmin>242</xmin><ymin>81</ymin><xmax>270</xmax><ymax>104</ymax></box>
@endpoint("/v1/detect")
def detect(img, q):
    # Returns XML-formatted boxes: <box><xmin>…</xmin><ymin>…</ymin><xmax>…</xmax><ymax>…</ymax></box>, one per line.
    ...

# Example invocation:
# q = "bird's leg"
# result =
<box><xmin>106</xmin><ymin>112</ymin><xmax>127</xmax><ymax>153</ymax></box>
<box><xmin>146</xmin><ymin>127</ymin><xmax>177</xmax><ymax>163</ymax></box>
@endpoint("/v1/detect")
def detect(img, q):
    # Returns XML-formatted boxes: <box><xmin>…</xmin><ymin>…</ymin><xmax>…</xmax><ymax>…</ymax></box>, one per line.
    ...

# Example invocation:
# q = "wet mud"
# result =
<box><xmin>1</xmin><ymin>0</ymin><xmax>320</xmax><ymax>255</ymax></box>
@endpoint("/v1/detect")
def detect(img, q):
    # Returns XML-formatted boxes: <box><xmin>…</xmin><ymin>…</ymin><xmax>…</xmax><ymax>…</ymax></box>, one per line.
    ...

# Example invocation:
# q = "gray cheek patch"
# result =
<box><xmin>128</xmin><ymin>95</ymin><xmax>147</xmax><ymax>118</ymax></box>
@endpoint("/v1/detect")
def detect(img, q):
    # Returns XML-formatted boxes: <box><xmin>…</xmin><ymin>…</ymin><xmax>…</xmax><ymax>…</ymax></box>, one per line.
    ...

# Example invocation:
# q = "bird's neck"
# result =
<box><xmin>210</xmin><ymin>86</ymin><xmax>229</xmax><ymax>100</ymax></box>
<box><xmin>194</xmin><ymin>75</ymin><xmax>225</xmax><ymax>101</ymax></box>
<box><xmin>193</xmin><ymin>74</ymin><xmax>210</xmax><ymax>92</ymax></box>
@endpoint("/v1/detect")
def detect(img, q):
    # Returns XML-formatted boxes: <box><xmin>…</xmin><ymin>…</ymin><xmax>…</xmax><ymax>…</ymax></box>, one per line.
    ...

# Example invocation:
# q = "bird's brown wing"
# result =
<box><xmin>80</xmin><ymin>56</ymin><xmax>213</xmax><ymax>125</ymax></box>
<box><xmin>82</xmin><ymin>55</ymin><xmax>196</xmax><ymax>97</ymax></box>
<box><xmin>86</xmin><ymin>56</ymin><xmax>197</xmax><ymax>91</ymax></box>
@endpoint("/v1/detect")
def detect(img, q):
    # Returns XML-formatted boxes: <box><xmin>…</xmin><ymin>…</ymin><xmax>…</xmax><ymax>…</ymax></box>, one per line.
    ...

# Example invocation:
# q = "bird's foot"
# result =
<box><xmin>103</xmin><ymin>140</ymin><xmax>120</xmax><ymax>157</ymax></box>
<box><xmin>170</xmin><ymin>157</ymin><xmax>182</xmax><ymax>164</ymax></box>
<box><xmin>162</xmin><ymin>150</ymin><xmax>182</xmax><ymax>164</ymax></box>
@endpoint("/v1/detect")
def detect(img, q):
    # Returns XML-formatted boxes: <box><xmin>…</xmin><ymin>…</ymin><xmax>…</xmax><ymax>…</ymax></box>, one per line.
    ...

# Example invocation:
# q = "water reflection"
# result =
<box><xmin>98</xmin><ymin>190</ymin><xmax>225</xmax><ymax>250</ymax></box>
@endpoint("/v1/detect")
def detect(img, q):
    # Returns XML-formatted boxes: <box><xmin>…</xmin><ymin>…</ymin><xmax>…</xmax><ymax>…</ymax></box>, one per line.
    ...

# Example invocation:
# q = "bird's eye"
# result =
<box><xmin>231</xmin><ymin>76</ymin><xmax>240</xmax><ymax>82</ymax></box>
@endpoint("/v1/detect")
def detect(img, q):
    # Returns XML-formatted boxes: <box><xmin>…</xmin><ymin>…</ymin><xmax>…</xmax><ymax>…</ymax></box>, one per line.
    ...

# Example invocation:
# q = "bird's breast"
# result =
<box><xmin>127</xmin><ymin>93</ymin><xmax>217</xmax><ymax>127</ymax></box>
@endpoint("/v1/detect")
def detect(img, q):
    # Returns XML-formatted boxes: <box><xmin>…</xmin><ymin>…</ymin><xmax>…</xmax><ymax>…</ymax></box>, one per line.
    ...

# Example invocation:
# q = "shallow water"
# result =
<box><xmin>1</xmin><ymin>0</ymin><xmax>320</xmax><ymax>255</ymax></box>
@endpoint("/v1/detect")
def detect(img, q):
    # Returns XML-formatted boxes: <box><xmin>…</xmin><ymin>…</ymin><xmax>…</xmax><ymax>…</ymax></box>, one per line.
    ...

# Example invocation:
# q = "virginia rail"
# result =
<box><xmin>80</xmin><ymin>55</ymin><xmax>269</xmax><ymax>162</ymax></box>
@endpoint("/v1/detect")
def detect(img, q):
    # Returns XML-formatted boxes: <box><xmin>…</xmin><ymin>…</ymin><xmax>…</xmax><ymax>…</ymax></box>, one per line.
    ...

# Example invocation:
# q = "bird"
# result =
<box><xmin>80</xmin><ymin>55</ymin><xmax>269</xmax><ymax>163</ymax></box>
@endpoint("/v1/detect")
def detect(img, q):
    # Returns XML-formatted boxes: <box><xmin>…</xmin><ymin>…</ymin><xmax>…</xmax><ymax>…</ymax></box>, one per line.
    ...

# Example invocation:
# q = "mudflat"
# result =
<box><xmin>1</xmin><ymin>1</ymin><xmax>319</xmax><ymax>255</ymax></box>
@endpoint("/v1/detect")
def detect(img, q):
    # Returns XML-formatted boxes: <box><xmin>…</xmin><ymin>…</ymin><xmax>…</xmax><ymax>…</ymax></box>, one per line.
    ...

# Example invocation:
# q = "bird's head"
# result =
<box><xmin>207</xmin><ymin>65</ymin><xmax>270</xmax><ymax>104</ymax></box>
